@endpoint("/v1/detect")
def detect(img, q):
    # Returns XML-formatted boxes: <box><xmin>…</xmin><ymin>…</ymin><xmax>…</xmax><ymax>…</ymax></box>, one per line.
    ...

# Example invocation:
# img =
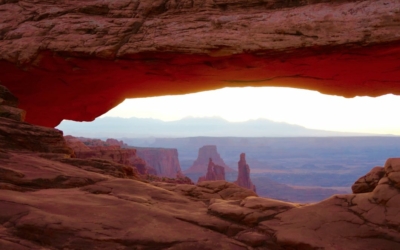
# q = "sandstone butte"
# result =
<box><xmin>184</xmin><ymin>145</ymin><xmax>236</xmax><ymax>174</ymax></box>
<box><xmin>0</xmin><ymin>0</ymin><xmax>400</xmax><ymax>127</ymax></box>
<box><xmin>1</xmin><ymin>85</ymin><xmax>400</xmax><ymax>249</ymax></box>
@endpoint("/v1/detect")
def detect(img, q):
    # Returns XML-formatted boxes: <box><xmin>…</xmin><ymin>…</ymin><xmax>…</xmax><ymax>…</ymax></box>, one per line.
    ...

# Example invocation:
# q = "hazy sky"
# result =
<box><xmin>101</xmin><ymin>87</ymin><xmax>400</xmax><ymax>135</ymax></box>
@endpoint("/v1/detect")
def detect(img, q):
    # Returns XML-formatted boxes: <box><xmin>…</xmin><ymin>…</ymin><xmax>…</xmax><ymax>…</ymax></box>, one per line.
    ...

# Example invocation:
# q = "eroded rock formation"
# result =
<box><xmin>185</xmin><ymin>145</ymin><xmax>235</xmax><ymax>175</ymax></box>
<box><xmin>64</xmin><ymin>136</ymin><xmax>155</xmax><ymax>176</ymax></box>
<box><xmin>235</xmin><ymin>153</ymin><xmax>256</xmax><ymax>192</ymax></box>
<box><xmin>135</xmin><ymin>147</ymin><xmax>183</xmax><ymax>178</ymax></box>
<box><xmin>1</xmin><ymin>0</ymin><xmax>400</xmax><ymax>126</ymax></box>
<box><xmin>0</xmin><ymin>85</ymin><xmax>26</xmax><ymax>122</ymax></box>
<box><xmin>352</xmin><ymin>166</ymin><xmax>386</xmax><ymax>193</ymax></box>
<box><xmin>197</xmin><ymin>158</ymin><xmax>226</xmax><ymax>183</ymax></box>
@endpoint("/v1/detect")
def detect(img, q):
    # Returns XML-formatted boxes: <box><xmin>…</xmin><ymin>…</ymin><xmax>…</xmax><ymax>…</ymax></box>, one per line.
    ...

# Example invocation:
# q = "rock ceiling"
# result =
<box><xmin>0</xmin><ymin>0</ymin><xmax>399</xmax><ymax>126</ymax></box>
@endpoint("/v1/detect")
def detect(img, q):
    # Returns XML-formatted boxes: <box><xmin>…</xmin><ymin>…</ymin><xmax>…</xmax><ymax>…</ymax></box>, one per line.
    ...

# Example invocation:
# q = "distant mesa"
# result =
<box><xmin>235</xmin><ymin>153</ymin><xmax>256</xmax><ymax>193</ymax></box>
<box><xmin>197</xmin><ymin>158</ymin><xmax>226</xmax><ymax>183</ymax></box>
<box><xmin>184</xmin><ymin>145</ymin><xmax>236</xmax><ymax>175</ymax></box>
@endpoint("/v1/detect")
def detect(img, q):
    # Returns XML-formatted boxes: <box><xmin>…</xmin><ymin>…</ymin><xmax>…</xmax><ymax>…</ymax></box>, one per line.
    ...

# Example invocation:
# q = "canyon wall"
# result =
<box><xmin>135</xmin><ymin>147</ymin><xmax>183</xmax><ymax>178</ymax></box>
<box><xmin>65</xmin><ymin>136</ymin><xmax>156</xmax><ymax>175</ymax></box>
<box><xmin>0</xmin><ymin>0</ymin><xmax>400</xmax><ymax>126</ymax></box>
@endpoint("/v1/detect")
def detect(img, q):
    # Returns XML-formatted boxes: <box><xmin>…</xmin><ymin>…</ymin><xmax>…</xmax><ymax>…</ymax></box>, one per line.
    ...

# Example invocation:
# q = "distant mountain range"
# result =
<box><xmin>57</xmin><ymin>116</ymin><xmax>387</xmax><ymax>137</ymax></box>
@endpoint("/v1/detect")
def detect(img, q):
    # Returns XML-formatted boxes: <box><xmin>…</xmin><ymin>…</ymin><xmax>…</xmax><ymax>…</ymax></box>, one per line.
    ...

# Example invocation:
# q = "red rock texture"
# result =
<box><xmin>135</xmin><ymin>148</ymin><xmax>183</xmax><ymax>178</ymax></box>
<box><xmin>235</xmin><ymin>153</ymin><xmax>256</xmax><ymax>193</ymax></box>
<box><xmin>64</xmin><ymin>136</ymin><xmax>154</xmax><ymax>175</ymax></box>
<box><xmin>105</xmin><ymin>138</ymin><xmax>128</xmax><ymax>147</ymax></box>
<box><xmin>1</xmin><ymin>0</ymin><xmax>400</xmax><ymax>126</ymax></box>
<box><xmin>185</xmin><ymin>145</ymin><xmax>235</xmax><ymax>175</ymax></box>
<box><xmin>0</xmin><ymin>85</ymin><xmax>26</xmax><ymax>122</ymax></box>
<box><xmin>197</xmin><ymin>158</ymin><xmax>226</xmax><ymax>183</ymax></box>
<box><xmin>352</xmin><ymin>166</ymin><xmax>386</xmax><ymax>193</ymax></box>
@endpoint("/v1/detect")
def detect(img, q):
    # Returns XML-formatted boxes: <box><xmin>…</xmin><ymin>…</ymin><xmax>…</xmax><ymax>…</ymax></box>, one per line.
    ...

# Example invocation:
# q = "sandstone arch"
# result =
<box><xmin>1</xmin><ymin>0</ymin><xmax>400</xmax><ymax>127</ymax></box>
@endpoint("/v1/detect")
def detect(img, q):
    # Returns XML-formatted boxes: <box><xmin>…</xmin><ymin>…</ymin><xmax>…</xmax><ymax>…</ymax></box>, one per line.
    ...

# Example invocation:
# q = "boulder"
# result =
<box><xmin>352</xmin><ymin>166</ymin><xmax>386</xmax><ymax>193</ymax></box>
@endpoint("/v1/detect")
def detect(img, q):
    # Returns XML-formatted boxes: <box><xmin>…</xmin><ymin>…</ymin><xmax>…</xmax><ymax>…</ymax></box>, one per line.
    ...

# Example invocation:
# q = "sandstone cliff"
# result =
<box><xmin>135</xmin><ymin>147</ymin><xmax>183</xmax><ymax>178</ymax></box>
<box><xmin>235</xmin><ymin>153</ymin><xmax>256</xmax><ymax>192</ymax></box>
<box><xmin>64</xmin><ymin>136</ymin><xmax>156</xmax><ymax>176</ymax></box>
<box><xmin>197</xmin><ymin>158</ymin><xmax>226</xmax><ymax>183</ymax></box>
<box><xmin>1</xmin><ymin>1</ymin><xmax>400</xmax><ymax>127</ymax></box>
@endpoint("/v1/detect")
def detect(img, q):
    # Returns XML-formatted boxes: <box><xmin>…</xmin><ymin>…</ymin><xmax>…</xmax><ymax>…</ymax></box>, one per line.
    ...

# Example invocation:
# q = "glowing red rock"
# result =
<box><xmin>1</xmin><ymin>0</ymin><xmax>400</xmax><ymax>127</ymax></box>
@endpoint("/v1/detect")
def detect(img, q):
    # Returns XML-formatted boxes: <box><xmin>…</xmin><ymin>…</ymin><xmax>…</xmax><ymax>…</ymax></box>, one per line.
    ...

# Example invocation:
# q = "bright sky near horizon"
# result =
<box><xmin>101</xmin><ymin>87</ymin><xmax>400</xmax><ymax>135</ymax></box>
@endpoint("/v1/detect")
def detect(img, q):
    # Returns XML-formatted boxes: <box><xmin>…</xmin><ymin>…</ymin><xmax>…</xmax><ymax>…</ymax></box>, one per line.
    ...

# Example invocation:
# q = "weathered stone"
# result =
<box><xmin>0</xmin><ymin>117</ymin><xmax>74</xmax><ymax>155</ymax></box>
<box><xmin>1</xmin><ymin>1</ymin><xmax>400</xmax><ymax>126</ymax></box>
<box><xmin>0</xmin><ymin>85</ymin><xmax>18</xmax><ymax>107</ymax></box>
<box><xmin>240</xmin><ymin>196</ymin><xmax>297</xmax><ymax>211</ymax></box>
<box><xmin>352</xmin><ymin>166</ymin><xmax>386</xmax><ymax>193</ymax></box>
<box><xmin>0</xmin><ymin>105</ymin><xmax>26</xmax><ymax>122</ymax></box>
<box><xmin>65</xmin><ymin>136</ymin><xmax>155</xmax><ymax>176</ymax></box>
<box><xmin>235</xmin><ymin>231</ymin><xmax>271</xmax><ymax>247</ymax></box>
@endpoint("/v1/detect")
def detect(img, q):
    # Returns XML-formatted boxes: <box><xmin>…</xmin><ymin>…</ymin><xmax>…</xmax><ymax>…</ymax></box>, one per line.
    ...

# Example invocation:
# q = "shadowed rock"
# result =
<box><xmin>352</xmin><ymin>166</ymin><xmax>386</xmax><ymax>193</ymax></box>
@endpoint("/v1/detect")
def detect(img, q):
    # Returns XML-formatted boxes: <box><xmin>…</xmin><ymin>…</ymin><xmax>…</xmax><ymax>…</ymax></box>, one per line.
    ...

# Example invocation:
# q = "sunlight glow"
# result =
<box><xmin>101</xmin><ymin>87</ymin><xmax>400</xmax><ymax>135</ymax></box>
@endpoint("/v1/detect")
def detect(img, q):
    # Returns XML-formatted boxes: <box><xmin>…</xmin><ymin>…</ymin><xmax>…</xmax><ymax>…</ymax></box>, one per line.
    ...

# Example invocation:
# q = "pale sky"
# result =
<box><xmin>101</xmin><ymin>87</ymin><xmax>400</xmax><ymax>135</ymax></box>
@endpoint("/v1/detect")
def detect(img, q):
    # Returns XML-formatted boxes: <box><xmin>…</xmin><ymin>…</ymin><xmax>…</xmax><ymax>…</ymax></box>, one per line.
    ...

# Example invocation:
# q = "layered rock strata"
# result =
<box><xmin>0</xmin><ymin>85</ymin><xmax>26</xmax><ymax>122</ymax></box>
<box><xmin>64</xmin><ymin>136</ymin><xmax>156</xmax><ymax>176</ymax></box>
<box><xmin>2</xmin><ymin>1</ymin><xmax>400</xmax><ymax>126</ymax></box>
<box><xmin>235</xmin><ymin>153</ymin><xmax>256</xmax><ymax>192</ymax></box>
<box><xmin>197</xmin><ymin>158</ymin><xmax>226</xmax><ymax>183</ymax></box>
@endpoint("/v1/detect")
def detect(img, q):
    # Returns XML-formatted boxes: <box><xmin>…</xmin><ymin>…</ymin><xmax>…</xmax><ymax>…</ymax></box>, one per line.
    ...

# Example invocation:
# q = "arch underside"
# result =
<box><xmin>1</xmin><ymin>0</ymin><xmax>400</xmax><ymax>127</ymax></box>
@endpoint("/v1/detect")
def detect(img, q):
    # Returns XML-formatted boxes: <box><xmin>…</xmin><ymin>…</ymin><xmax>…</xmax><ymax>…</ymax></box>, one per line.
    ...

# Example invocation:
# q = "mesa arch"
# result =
<box><xmin>1</xmin><ymin>0</ymin><xmax>400</xmax><ymax>127</ymax></box>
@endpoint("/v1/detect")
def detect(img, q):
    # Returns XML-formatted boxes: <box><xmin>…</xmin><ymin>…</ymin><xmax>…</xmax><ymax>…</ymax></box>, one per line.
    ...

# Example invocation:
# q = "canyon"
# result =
<box><xmin>1</xmin><ymin>86</ymin><xmax>400</xmax><ymax>249</ymax></box>
<box><xmin>1</xmin><ymin>0</ymin><xmax>400</xmax><ymax>248</ymax></box>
